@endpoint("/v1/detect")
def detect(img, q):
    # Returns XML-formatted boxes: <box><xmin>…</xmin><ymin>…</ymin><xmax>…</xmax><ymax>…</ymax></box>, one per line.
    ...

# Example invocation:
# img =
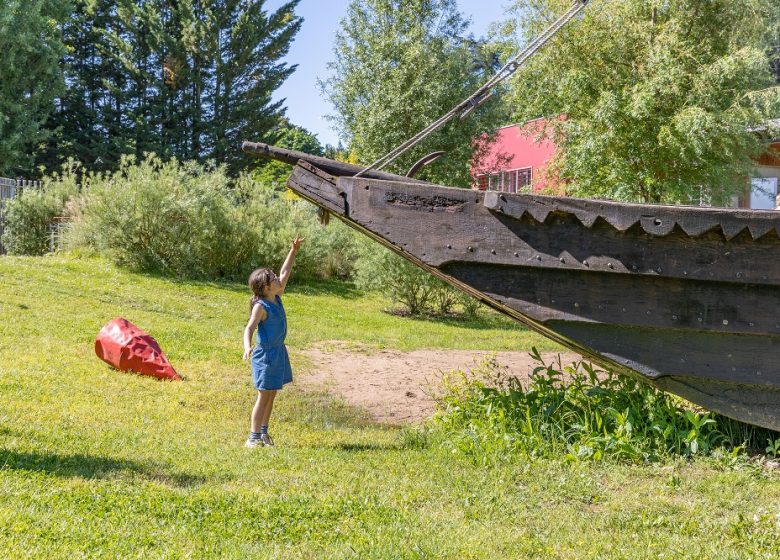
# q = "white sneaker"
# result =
<box><xmin>259</xmin><ymin>433</ymin><xmax>275</xmax><ymax>447</ymax></box>
<box><xmin>245</xmin><ymin>437</ymin><xmax>262</xmax><ymax>449</ymax></box>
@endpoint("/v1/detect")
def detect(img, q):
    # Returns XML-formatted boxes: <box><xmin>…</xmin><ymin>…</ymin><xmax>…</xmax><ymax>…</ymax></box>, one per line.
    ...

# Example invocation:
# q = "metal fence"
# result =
<box><xmin>48</xmin><ymin>217</ymin><xmax>72</xmax><ymax>253</ymax></box>
<box><xmin>0</xmin><ymin>177</ymin><xmax>42</xmax><ymax>255</ymax></box>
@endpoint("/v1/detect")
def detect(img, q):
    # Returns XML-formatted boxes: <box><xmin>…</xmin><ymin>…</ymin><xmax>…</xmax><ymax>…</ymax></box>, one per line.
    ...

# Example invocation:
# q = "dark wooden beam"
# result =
<box><xmin>241</xmin><ymin>141</ymin><xmax>427</xmax><ymax>183</ymax></box>
<box><xmin>283</xmin><ymin>161</ymin><xmax>780</xmax><ymax>430</ymax></box>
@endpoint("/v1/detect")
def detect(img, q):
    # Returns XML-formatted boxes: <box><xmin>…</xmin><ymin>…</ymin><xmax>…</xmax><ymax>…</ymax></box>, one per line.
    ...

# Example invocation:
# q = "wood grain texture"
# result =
<box><xmin>285</xmin><ymin>162</ymin><xmax>780</xmax><ymax>430</ymax></box>
<box><xmin>484</xmin><ymin>191</ymin><xmax>780</xmax><ymax>240</ymax></box>
<box><xmin>242</xmin><ymin>141</ymin><xmax>428</xmax><ymax>183</ymax></box>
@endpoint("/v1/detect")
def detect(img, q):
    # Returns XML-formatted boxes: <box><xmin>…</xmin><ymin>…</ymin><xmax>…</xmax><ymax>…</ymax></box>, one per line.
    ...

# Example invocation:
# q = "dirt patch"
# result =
<box><xmin>298</xmin><ymin>342</ymin><xmax>582</xmax><ymax>425</ymax></box>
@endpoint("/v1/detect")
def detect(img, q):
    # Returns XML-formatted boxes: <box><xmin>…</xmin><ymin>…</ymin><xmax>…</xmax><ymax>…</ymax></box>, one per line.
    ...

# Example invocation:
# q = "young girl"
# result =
<box><xmin>242</xmin><ymin>234</ymin><xmax>304</xmax><ymax>448</ymax></box>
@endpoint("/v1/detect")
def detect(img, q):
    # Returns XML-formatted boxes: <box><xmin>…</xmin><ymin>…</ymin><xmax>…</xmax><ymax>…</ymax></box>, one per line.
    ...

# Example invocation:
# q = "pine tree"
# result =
<box><xmin>200</xmin><ymin>1</ymin><xmax>301</xmax><ymax>174</ymax></box>
<box><xmin>39</xmin><ymin>0</ymin><xmax>302</xmax><ymax>176</ymax></box>
<box><xmin>39</xmin><ymin>1</ymin><xmax>130</xmax><ymax>173</ymax></box>
<box><xmin>0</xmin><ymin>1</ymin><xmax>69</xmax><ymax>176</ymax></box>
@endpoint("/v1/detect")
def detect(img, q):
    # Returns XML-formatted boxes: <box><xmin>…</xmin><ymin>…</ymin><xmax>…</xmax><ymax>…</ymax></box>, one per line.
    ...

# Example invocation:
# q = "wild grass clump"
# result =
<box><xmin>429</xmin><ymin>349</ymin><xmax>779</xmax><ymax>465</ymax></box>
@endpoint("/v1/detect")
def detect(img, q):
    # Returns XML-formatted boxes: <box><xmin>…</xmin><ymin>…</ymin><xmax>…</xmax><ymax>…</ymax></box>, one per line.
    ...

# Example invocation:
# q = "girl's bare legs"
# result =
<box><xmin>250</xmin><ymin>390</ymin><xmax>278</xmax><ymax>432</ymax></box>
<box><xmin>250</xmin><ymin>392</ymin><xmax>263</xmax><ymax>433</ymax></box>
<box><xmin>260</xmin><ymin>390</ymin><xmax>277</xmax><ymax>427</ymax></box>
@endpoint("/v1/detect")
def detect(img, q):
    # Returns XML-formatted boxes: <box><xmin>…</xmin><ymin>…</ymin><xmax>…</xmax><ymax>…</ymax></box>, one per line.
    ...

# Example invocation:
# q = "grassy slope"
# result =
<box><xmin>1</xmin><ymin>256</ymin><xmax>779</xmax><ymax>559</ymax></box>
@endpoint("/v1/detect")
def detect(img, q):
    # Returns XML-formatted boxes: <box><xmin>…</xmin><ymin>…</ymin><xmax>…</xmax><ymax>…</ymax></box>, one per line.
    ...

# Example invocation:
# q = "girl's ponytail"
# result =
<box><xmin>249</xmin><ymin>295</ymin><xmax>260</xmax><ymax>315</ymax></box>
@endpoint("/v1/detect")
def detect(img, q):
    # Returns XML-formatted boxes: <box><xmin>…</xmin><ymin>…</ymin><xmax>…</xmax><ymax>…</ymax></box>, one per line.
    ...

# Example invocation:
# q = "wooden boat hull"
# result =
<box><xmin>243</xmin><ymin>143</ymin><xmax>780</xmax><ymax>431</ymax></box>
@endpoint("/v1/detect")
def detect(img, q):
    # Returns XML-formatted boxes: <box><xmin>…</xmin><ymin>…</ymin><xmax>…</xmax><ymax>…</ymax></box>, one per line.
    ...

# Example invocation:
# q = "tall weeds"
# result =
<box><xmin>429</xmin><ymin>349</ymin><xmax>779</xmax><ymax>464</ymax></box>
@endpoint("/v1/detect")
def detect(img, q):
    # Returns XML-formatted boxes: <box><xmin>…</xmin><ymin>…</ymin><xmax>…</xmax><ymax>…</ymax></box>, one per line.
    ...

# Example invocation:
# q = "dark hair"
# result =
<box><xmin>248</xmin><ymin>267</ymin><xmax>275</xmax><ymax>314</ymax></box>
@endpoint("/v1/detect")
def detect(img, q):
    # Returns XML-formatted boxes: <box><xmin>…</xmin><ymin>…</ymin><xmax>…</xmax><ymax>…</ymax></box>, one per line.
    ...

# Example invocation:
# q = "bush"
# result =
<box><xmin>428</xmin><ymin>349</ymin><xmax>779</xmax><ymax>465</ymax></box>
<box><xmin>459</xmin><ymin>293</ymin><xmax>481</xmax><ymax>318</ymax></box>
<box><xmin>66</xmin><ymin>154</ymin><xmax>359</xmax><ymax>281</ymax></box>
<box><xmin>68</xmin><ymin>156</ymin><xmax>255</xmax><ymax>278</ymax></box>
<box><xmin>245</xmin><ymin>185</ymin><xmax>360</xmax><ymax>280</ymax></box>
<box><xmin>354</xmin><ymin>238</ymin><xmax>468</xmax><ymax>315</ymax></box>
<box><xmin>1</xmin><ymin>167</ymin><xmax>79</xmax><ymax>255</ymax></box>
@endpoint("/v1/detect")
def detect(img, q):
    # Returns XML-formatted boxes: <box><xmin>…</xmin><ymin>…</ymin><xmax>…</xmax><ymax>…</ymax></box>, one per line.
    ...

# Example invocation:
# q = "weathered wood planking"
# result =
<box><xmin>483</xmin><ymin>191</ymin><xmax>780</xmax><ymax>240</ymax></box>
<box><xmin>243</xmin><ymin>141</ymin><xmax>428</xmax><ymax>184</ymax></box>
<box><xmin>290</xmin><ymin>161</ymin><xmax>346</xmax><ymax>216</ymax></box>
<box><xmin>281</xmin><ymin>158</ymin><xmax>780</xmax><ymax>430</ymax></box>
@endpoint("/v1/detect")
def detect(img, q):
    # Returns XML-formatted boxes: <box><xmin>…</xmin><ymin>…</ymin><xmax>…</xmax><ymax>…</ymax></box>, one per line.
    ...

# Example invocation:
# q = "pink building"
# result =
<box><xmin>472</xmin><ymin>119</ymin><xmax>780</xmax><ymax>210</ymax></box>
<box><xmin>471</xmin><ymin>119</ymin><xmax>558</xmax><ymax>194</ymax></box>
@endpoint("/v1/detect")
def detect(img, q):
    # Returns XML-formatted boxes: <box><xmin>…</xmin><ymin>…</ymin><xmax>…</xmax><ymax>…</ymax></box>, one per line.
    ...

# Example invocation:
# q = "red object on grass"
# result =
<box><xmin>95</xmin><ymin>318</ymin><xmax>181</xmax><ymax>380</ymax></box>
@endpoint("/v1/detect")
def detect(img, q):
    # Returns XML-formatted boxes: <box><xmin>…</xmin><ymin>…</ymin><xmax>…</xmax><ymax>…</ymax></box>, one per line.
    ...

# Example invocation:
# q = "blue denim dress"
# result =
<box><xmin>251</xmin><ymin>295</ymin><xmax>293</xmax><ymax>390</ymax></box>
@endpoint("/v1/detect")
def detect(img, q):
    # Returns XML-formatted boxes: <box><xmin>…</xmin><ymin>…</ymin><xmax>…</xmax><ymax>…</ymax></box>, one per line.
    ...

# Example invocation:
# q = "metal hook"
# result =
<box><xmin>406</xmin><ymin>151</ymin><xmax>446</xmax><ymax>178</ymax></box>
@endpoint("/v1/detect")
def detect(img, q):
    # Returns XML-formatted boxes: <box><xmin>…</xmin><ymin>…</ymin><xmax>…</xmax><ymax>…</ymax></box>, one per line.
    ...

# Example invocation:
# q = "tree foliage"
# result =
<box><xmin>321</xmin><ymin>0</ymin><xmax>505</xmax><ymax>187</ymax></box>
<box><xmin>252</xmin><ymin>118</ymin><xmax>324</xmax><ymax>191</ymax></box>
<box><xmin>504</xmin><ymin>0</ymin><xmax>780</xmax><ymax>204</ymax></box>
<box><xmin>0</xmin><ymin>1</ymin><xmax>69</xmax><ymax>175</ymax></box>
<box><xmin>322</xmin><ymin>0</ymin><xmax>501</xmax><ymax>315</ymax></box>
<box><xmin>39</xmin><ymin>0</ymin><xmax>302</xmax><ymax>176</ymax></box>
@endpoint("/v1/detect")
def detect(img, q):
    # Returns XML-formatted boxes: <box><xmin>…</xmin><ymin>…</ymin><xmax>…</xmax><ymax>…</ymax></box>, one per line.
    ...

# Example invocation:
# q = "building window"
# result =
<box><xmin>750</xmin><ymin>177</ymin><xmax>778</xmax><ymax>209</ymax></box>
<box><xmin>476</xmin><ymin>167</ymin><xmax>532</xmax><ymax>193</ymax></box>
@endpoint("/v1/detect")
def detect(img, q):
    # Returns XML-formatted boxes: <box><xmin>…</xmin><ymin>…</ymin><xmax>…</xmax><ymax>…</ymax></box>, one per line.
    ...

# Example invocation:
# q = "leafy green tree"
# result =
<box><xmin>322</xmin><ymin>0</ymin><xmax>501</xmax><ymax>315</ymax></box>
<box><xmin>321</xmin><ymin>0</ymin><xmax>505</xmax><ymax>187</ymax></box>
<box><xmin>253</xmin><ymin>118</ymin><xmax>324</xmax><ymax>190</ymax></box>
<box><xmin>0</xmin><ymin>1</ymin><xmax>69</xmax><ymax>176</ymax></box>
<box><xmin>504</xmin><ymin>0</ymin><xmax>780</xmax><ymax>204</ymax></box>
<box><xmin>324</xmin><ymin>141</ymin><xmax>349</xmax><ymax>161</ymax></box>
<box><xmin>771</xmin><ymin>20</ymin><xmax>780</xmax><ymax>84</ymax></box>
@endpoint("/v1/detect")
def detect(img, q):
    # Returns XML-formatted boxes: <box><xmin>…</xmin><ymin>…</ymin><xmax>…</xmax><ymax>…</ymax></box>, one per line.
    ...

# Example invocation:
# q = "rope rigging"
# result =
<box><xmin>355</xmin><ymin>0</ymin><xmax>591</xmax><ymax>178</ymax></box>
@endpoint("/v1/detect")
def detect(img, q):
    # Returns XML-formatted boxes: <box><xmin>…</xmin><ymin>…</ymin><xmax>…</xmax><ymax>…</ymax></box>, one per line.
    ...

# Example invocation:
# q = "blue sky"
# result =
<box><xmin>266</xmin><ymin>0</ymin><xmax>514</xmax><ymax>147</ymax></box>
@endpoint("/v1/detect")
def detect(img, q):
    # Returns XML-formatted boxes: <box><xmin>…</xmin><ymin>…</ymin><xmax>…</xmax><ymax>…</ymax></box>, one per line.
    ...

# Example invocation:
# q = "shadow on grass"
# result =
<box><xmin>334</xmin><ymin>441</ymin><xmax>402</xmax><ymax>452</ymax></box>
<box><xmin>0</xmin><ymin>299</ymin><xmax>29</xmax><ymax>310</ymax></box>
<box><xmin>0</xmin><ymin>449</ymin><xmax>205</xmax><ymax>488</ymax></box>
<box><xmin>128</xmin><ymin>271</ymin><xmax>365</xmax><ymax>301</ymax></box>
<box><xmin>387</xmin><ymin>308</ymin><xmax>524</xmax><ymax>332</ymax></box>
<box><xmin>286</xmin><ymin>279</ymin><xmax>363</xmax><ymax>300</ymax></box>
<box><xmin>285</xmin><ymin>390</ymin><xmax>373</xmax><ymax>430</ymax></box>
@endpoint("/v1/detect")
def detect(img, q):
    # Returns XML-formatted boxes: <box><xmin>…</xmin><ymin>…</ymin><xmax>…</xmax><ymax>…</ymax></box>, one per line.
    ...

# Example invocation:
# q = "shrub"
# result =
<box><xmin>1</xmin><ymin>167</ymin><xmax>79</xmax><ymax>255</ymax></box>
<box><xmin>459</xmin><ymin>293</ymin><xmax>481</xmax><ymax>318</ymax></box>
<box><xmin>428</xmin><ymin>349</ymin><xmax>779</xmax><ymax>465</ymax></box>
<box><xmin>66</xmin><ymin>154</ymin><xmax>359</xmax><ymax>281</ymax></box>
<box><xmin>69</xmin><ymin>155</ymin><xmax>256</xmax><ymax>278</ymax></box>
<box><xmin>244</xmin><ymin>183</ymin><xmax>360</xmax><ymax>280</ymax></box>
<box><xmin>354</xmin><ymin>238</ymin><xmax>466</xmax><ymax>315</ymax></box>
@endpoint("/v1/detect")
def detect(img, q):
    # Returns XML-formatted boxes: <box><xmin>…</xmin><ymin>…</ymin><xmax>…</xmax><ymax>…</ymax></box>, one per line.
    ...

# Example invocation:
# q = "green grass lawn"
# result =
<box><xmin>2</xmin><ymin>255</ymin><xmax>780</xmax><ymax>559</ymax></box>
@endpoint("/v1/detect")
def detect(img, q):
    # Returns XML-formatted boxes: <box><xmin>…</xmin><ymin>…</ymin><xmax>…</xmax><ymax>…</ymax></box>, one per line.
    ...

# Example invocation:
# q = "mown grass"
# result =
<box><xmin>2</xmin><ymin>255</ymin><xmax>780</xmax><ymax>559</ymax></box>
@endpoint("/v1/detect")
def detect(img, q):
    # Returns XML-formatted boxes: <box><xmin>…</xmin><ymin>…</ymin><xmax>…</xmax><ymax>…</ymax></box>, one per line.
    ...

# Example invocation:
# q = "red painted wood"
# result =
<box><xmin>757</xmin><ymin>142</ymin><xmax>780</xmax><ymax>167</ymax></box>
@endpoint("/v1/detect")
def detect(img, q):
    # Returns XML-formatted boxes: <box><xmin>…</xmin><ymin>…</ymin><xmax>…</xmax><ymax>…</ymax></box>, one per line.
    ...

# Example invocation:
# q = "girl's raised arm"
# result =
<box><xmin>279</xmin><ymin>234</ymin><xmax>305</xmax><ymax>293</ymax></box>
